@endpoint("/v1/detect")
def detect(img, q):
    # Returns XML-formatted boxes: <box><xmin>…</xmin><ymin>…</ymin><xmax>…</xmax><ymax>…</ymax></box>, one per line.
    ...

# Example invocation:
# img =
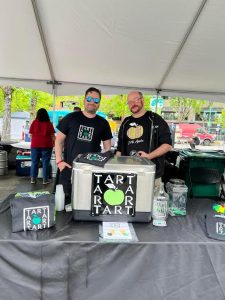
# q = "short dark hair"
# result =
<box><xmin>85</xmin><ymin>87</ymin><xmax>101</xmax><ymax>99</ymax></box>
<box><xmin>36</xmin><ymin>108</ymin><xmax>50</xmax><ymax>122</ymax></box>
<box><xmin>73</xmin><ymin>106</ymin><xmax>81</xmax><ymax>112</ymax></box>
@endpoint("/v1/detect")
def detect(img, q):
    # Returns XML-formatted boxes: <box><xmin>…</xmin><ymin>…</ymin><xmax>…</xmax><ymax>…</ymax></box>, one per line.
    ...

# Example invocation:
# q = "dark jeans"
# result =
<box><xmin>31</xmin><ymin>148</ymin><xmax>52</xmax><ymax>181</ymax></box>
<box><xmin>58</xmin><ymin>167</ymin><xmax>72</xmax><ymax>200</ymax></box>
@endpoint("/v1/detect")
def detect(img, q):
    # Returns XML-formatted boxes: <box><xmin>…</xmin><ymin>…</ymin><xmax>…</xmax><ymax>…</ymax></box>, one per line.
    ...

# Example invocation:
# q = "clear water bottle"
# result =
<box><xmin>55</xmin><ymin>184</ymin><xmax>65</xmax><ymax>211</ymax></box>
<box><xmin>152</xmin><ymin>183</ymin><xmax>169</xmax><ymax>227</ymax></box>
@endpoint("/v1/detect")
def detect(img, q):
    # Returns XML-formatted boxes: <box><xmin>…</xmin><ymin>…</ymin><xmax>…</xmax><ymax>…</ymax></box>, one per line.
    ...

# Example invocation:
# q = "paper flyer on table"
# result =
<box><xmin>100</xmin><ymin>222</ymin><xmax>138</xmax><ymax>242</ymax></box>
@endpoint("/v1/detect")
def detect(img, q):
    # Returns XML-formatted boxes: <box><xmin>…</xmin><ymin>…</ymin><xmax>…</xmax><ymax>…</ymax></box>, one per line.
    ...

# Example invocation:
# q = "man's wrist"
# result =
<box><xmin>148</xmin><ymin>153</ymin><xmax>153</xmax><ymax>160</ymax></box>
<box><xmin>56</xmin><ymin>160</ymin><xmax>64</xmax><ymax>166</ymax></box>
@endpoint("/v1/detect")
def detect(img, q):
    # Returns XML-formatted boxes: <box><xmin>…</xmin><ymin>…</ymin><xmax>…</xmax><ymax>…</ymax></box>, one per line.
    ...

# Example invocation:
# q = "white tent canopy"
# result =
<box><xmin>1</xmin><ymin>0</ymin><xmax>225</xmax><ymax>101</ymax></box>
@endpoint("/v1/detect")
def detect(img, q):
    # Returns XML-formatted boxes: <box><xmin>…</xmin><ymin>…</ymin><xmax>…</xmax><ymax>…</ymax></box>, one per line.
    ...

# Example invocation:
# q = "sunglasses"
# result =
<box><xmin>86</xmin><ymin>96</ymin><xmax>100</xmax><ymax>104</ymax></box>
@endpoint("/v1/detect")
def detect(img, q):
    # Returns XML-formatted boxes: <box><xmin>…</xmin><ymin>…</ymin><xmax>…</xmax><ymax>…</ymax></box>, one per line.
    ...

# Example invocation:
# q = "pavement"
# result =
<box><xmin>0</xmin><ymin>169</ymin><xmax>54</xmax><ymax>203</ymax></box>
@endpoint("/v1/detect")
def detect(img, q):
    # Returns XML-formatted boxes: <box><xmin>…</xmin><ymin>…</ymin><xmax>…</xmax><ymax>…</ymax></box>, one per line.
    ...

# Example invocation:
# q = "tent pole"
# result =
<box><xmin>31</xmin><ymin>0</ymin><xmax>55</xmax><ymax>82</ymax></box>
<box><xmin>52</xmin><ymin>83</ymin><xmax>57</xmax><ymax>127</ymax></box>
<box><xmin>47</xmin><ymin>80</ymin><xmax>61</xmax><ymax>126</ymax></box>
<box><xmin>155</xmin><ymin>90</ymin><xmax>161</xmax><ymax>113</ymax></box>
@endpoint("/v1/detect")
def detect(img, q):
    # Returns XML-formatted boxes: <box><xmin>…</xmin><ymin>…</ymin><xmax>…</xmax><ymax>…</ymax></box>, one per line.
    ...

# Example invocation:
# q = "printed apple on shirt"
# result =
<box><xmin>91</xmin><ymin>172</ymin><xmax>137</xmax><ymax>216</ymax></box>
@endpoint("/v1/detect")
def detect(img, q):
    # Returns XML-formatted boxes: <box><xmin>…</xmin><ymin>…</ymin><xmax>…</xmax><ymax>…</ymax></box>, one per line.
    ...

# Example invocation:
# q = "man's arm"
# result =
<box><xmin>51</xmin><ymin>134</ymin><xmax>55</xmax><ymax>146</ymax></box>
<box><xmin>138</xmin><ymin>143</ymin><xmax>172</xmax><ymax>160</ymax></box>
<box><xmin>102</xmin><ymin>139</ymin><xmax>111</xmax><ymax>152</ymax></box>
<box><xmin>55</xmin><ymin>131</ymin><xmax>71</xmax><ymax>171</ymax></box>
<box><xmin>115</xmin><ymin>120</ymin><xmax>124</xmax><ymax>156</ymax></box>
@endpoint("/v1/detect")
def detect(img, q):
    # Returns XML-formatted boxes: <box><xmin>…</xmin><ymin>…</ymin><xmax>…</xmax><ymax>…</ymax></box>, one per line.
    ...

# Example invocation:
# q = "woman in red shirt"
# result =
<box><xmin>29</xmin><ymin>108</ymin><xmax>55</xmax><ymax>184</ymax></box>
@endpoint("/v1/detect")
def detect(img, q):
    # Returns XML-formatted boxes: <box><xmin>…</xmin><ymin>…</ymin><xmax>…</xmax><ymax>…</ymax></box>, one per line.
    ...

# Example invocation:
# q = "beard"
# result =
<box><xmin>130</xmin><ymin>104</ymin><xmax>142</xmax><ymax>114</ymax></box>
<box><xmin>85</xmin><ymin>105</ymin><xmax>98</xmax><ymax>114</ymax></box>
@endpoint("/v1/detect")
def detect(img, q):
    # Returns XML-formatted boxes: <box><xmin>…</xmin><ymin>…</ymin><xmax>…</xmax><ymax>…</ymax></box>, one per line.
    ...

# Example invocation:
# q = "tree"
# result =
<box><xmin>98</xmin><ymin>94</ymin><xmax>152</xmax><ymax>119</ymax></box>
<box><xmin>0</xmin><ymin>89</ymin><xmax>4</xmax><ymax>114</ymax></box>
<box><xmin>0</xmin><ymin>87</ymin><xmax>53</xmax><ymax>115</ymax></box>
<box><xmin>100</xmin><ymin>95</ymin><xmax>128</xmax><ymax>118</ymax></box>
<box><xmin>169</xmin><ymin>97</ymin><xmax>206</xmax><ymax>122</ymax></box>
<box><xmin>0</xmin><ymin>86</ymin><xmax>54</xmax><ymax>140</ymax></box>
<box><xmin>30</xmin><ymin>91</ymin><xmax>38</xmax><ymax>123</ymax></box>
<box><xmin>56</xmin><ymin>95</ymin><xmax>84</xmax><ymax>110</ymax></box>
<box><xmin>2</xmin><ymin>86</ymin><xmax>14</xmax><ymax>140</ymax></box>
<box><xmin>199</xmin><ymin>101</ymin><xmax>214</xmax><ymax>128</ymax></box>
<box><xmin>216</xmin><ymin>108</ymin><xmax>225</xmax><ymax>130</ymax></box>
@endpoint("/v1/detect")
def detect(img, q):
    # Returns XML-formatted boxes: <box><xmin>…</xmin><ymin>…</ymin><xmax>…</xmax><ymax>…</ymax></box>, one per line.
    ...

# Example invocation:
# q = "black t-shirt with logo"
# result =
<box><xmin>118</xmin><ymin>112</ymin><xmax>171</xmax><ymax>155</ymax></box>
<box><xmin>117</xmin><ymin>111</ymin><xmax>172</xmax><ymax>178</ymax></box>
<box><xmin>57</xmin><ymin>111</ymin><xmax>112</xmax><ymax>165</ymax></box>
<box><xmin>123</xmin><ymin>115</ymin><xmax>150</xmax><ymax>156</ymax></box>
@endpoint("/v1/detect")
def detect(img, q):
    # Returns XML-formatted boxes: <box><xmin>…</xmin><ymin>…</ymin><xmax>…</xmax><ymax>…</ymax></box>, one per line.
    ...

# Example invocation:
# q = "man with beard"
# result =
<box><xmin>116</xmin><ymin>91</ymin><xmax>172</xmax><ymax>182</ymax></box>
<box><xmin>55</xmin><ymin>87</ymin><xmax>112</xmax><ymax>199</ymax></box>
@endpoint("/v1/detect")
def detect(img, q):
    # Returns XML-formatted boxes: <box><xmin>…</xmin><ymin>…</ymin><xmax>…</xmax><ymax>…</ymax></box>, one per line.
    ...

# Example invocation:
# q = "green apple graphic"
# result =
<box><xmin>104</xmin><ymin>188</ymin><xmax>125</xmax><ymax>206</ymax></box>
<box><xmin>32</xmin><ymin>214</ymin><xmax>42</xmax><ymax>225</ymax></box>
<box><xmin>90</xmin><ymin>154</ymin><xmax>98</xmax><ymax>160</ymax></box>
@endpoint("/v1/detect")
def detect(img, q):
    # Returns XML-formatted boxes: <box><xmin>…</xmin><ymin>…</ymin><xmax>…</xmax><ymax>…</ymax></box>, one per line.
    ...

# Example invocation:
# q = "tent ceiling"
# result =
<box><xmin>0</xmin><ymin>0</ymin><xmax>225</xmax><ymax>101</ymax></box>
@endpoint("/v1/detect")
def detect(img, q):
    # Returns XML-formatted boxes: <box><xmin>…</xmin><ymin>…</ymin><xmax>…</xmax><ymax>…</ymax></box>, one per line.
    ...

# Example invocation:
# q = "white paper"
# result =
<box><xmin>102</xmin><ymin>222</ymin><xmax>133</xmax><ymax>240</ymax></box>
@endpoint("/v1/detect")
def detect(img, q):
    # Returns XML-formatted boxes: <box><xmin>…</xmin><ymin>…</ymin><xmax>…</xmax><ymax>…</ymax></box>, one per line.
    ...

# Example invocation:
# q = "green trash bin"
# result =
<box><xmin>179</xmin><ymin>150</ymin><xmax>225</xmax><ymax>197</ymax></box>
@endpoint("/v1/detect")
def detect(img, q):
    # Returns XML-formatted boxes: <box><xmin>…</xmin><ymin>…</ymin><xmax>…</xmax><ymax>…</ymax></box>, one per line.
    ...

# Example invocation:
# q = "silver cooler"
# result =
<box><xmin>72</xmin><ymin>156</ymin><xmax>155</xmax><ymax>222</ymax></box>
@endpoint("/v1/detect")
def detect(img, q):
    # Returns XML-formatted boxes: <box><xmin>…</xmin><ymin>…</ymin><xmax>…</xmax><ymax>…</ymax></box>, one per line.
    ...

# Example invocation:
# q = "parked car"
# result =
<box><xmin>176</xmin><ymin>123</ymin><xmax>215</xmax><ymax>146</ymax></box>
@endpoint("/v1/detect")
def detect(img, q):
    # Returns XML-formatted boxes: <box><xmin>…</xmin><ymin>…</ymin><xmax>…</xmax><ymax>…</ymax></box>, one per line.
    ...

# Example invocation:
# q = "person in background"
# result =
<box><xmin>29</xmin><ymin>108</ymin><xmax>55</xmax><ymax>184</ymax></box>
<box><xmin>116</xmin><ymin>91</ymin><xmax>172</xmax><ymax>186</ymax></box>
<box><xmin>73</xmin><ymin>106</ymin><xmax>81</xmax><ymax>112</ymax></box>
<box><xmin>55</xmin><ymin>87</ymin><xmax>112</xmax><ymax>199</ymax></box>
<box><xmin>24</xmin><ymin>120</ymin><xmax>31</xmax><ymax>142</ymax></box>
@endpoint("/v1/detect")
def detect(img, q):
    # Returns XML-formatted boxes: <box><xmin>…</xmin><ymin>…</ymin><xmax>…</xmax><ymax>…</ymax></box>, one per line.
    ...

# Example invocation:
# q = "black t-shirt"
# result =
<box><xmin>117</xmin><ymin>112</ymin><xmax>171</xmax><ymax>156</ymax></box>
<box><xmin>121</xmin><ymin>114</ymin><xmax>150</xmax><ymax>156</ymax></box>
<box><xmin>57</xmin><ymin>111</ymin><xmax>112</xmax><ymax>164</ymax></box>
<box><xmin>117</xmin><ymin>111</ymin><xmax>172</xmax><ymax>178</ymax></box>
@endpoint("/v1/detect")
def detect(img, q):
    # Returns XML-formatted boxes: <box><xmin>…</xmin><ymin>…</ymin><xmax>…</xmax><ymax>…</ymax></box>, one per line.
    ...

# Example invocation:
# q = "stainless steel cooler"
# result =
<box><xmin>72</xmin><ymin>156</ymin><xmax>155</xmax><ymax>222</ymax></box>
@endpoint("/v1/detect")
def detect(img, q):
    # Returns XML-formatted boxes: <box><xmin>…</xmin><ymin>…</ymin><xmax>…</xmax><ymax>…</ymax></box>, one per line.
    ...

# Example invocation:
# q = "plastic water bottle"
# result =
<box><xmin>152</xmin><ymin>183</ymin><xmax>169</xmax><ymax>227</ymax></box>
<box><xmin>55</xmin><ymin>184</ymin><xmax>65</xmax><ymax>211</ymax></box>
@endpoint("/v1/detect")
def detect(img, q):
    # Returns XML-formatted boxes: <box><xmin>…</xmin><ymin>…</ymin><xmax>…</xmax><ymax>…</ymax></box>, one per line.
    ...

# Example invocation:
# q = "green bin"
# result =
<box><xmin>179</xmin><ymin>150</ymin><xmax>225</xmax><ymax>197</ymax></box>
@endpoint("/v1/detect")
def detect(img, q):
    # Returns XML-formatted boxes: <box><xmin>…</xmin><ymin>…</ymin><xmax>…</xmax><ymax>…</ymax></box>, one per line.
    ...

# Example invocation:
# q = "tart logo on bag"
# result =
<box><xmin>91</xmin><ymin>172</ymin><xmax>137</xmax><ymax>216</ymax></box>
<box><xmin>216</xmin><ymin>221</ymin><xmax>225</xmax><ymax>235</ymax></box>
<box><xmin>23</xmin><ymin>206</ymin><xmax>50</xmax><ymax>231</ymax></box>
<box><xmin>84</xmin><ymin>153</ymin><xmax>107</xmax><ymax>162</ymax></box>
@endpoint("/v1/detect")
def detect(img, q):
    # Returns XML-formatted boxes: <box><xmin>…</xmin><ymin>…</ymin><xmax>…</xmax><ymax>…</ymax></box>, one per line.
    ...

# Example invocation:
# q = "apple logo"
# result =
<box><xmin>89</xmin><ymin>154</ymin><xmax>98</xmax><ymax>161</ymax></box>
<box><xmin>127</xmin><ymin>123</ymin><xmax>143</xmax><ymax>139</ymax></box>
<box><xmin>32</xmin><ymin>214</ymin><xmax>42</xmax><ymax>225</ymax></box>
<box><xmin>103</xmin><ymin>184</ymin><xmax>124</xmax><ymax>206</ymax></box>
<box><xmin>213</xmin><ymin>204</ymin><xmax>225</xmax><ymax>214</ymax></box>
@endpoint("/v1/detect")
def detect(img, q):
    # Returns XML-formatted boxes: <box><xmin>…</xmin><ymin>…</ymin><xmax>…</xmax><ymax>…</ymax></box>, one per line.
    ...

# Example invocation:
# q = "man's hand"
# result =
<box><xmin>57</xmin><ymin>161</ymin><xmax>72</xmax><ymax>172</ymax></box>
<box><xmin>138</xmin><ymin>143</ymin><xmax>172</xmax><ymax>160</ymax></box>
<box><xmin>137</xmin><ymin>151</ymin><xmax>150</xmax><ymax>159</ymax></box>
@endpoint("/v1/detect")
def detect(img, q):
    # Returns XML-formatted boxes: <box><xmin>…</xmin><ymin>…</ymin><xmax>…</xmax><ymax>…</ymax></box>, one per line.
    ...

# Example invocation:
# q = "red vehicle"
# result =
<box><xmin>176</xmin><ymin>123</ymin><xmax>215</xmax><ymax>146</ymax></box>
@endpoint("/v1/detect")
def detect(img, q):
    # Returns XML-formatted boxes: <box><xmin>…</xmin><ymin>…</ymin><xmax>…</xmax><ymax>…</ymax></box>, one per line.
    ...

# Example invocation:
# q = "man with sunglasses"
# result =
<box><xmin>116</xmin><ymin>91</ymin><xmax>172</xmax><ymax>185</ymax></box>
<box><xmin>55</xmin><ymin>87</ymin><xmax>112</xmax><ymax>200</ymax></box>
